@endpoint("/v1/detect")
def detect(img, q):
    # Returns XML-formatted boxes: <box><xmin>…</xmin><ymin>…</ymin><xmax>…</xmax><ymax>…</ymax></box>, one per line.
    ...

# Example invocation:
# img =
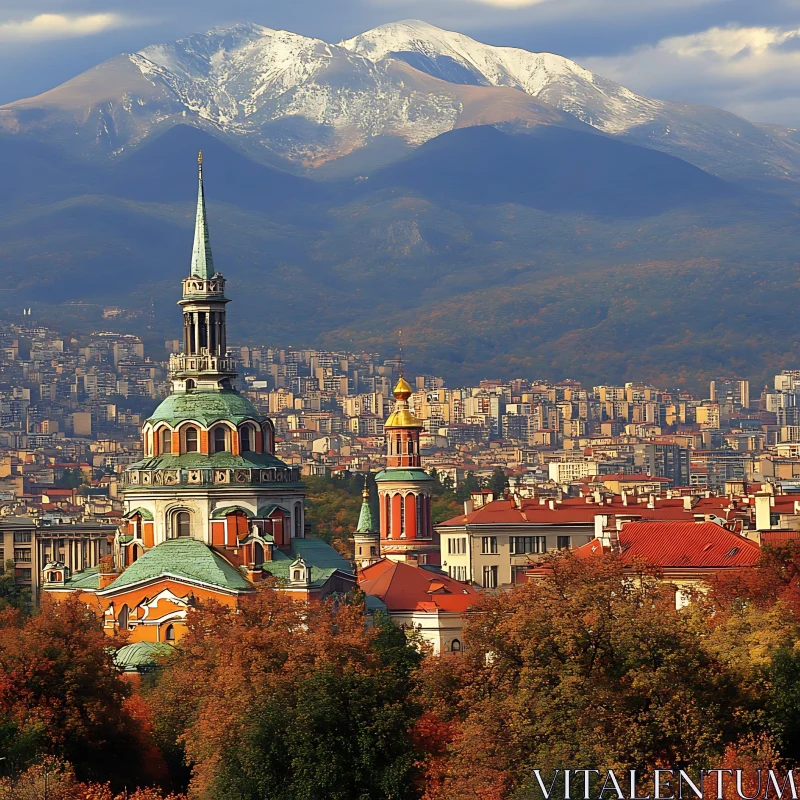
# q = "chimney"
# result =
<box><xmin>622</xmin><ymin>491</ymin><xmax>628</xmax><ymax>507</ymax></box>
<box><xmin>463</xmin><ymin>499</ymin><xmax>474</xmax><ymax>515</ymax></box>
<box><xmin>647</xmin><ymin>494</ymin><xmax>655</xmax><ymax>509</ymax></box>
<box><xmin>593</xmin><ymin>489</ymin><xmax>602</xmax><ymax>504</ymax></box>
<box><xmin>683</xmin><ymin>496</ymin><xmax>692</xmax><ymax>511</ymax></box>
<box><xmin>548</xmin><ymin>499</ymin><xmax>555</xmax><ymax>510</ymax></box>
<box><xmin>594</xmin><ymin>514</ymin><xmax>609</xmax><ymax>540</ymax></box>
<box><xmin>513</xmin><ymin>493</ymin><xmax>522</xmax><ymax>509</ymax></box>
<box><xmin>794</xmin><ymin>500</ymin><xmax>800</xmax><ymax>516</ymax></box>
<box><xmin>754</xmin><ymin>492</ymin><xmax>772</xmax><ymax>531</ymax></box>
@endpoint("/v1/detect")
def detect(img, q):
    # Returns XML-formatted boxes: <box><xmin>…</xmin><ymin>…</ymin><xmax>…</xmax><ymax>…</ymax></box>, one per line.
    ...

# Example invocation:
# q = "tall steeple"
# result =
<box><xmin>169</xmin><ymin>153</ymin><xmax>236</xmax><ymax>393</ymax></box>
<box><xmin>190</xmin><ymin>151</ymin><xmax>215</xmax><ymax>280</ymax></box>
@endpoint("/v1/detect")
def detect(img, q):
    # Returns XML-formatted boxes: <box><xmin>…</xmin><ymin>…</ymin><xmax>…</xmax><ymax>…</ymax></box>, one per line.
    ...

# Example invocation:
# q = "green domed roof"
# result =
<box><xmin>115</xmin><ymin>641</ymin><xmax>174</xmax><ymax>672</ymax></box>
<box><xmin>148</xmin><ymin>390</ymin><xmax>262</xmax><ymax>428</ymax></box>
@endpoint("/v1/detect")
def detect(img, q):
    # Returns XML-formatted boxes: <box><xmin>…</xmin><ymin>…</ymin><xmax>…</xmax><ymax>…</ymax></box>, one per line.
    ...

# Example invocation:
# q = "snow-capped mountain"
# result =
<box><xmin>1</xmin><ymin>19</ymin><xmax>798</xmax><ymax>182</ymax></box>
<box><xmin>341</xmin><ymin>20</ymin><xmax>800</xmax><ymax>182</ymax></box>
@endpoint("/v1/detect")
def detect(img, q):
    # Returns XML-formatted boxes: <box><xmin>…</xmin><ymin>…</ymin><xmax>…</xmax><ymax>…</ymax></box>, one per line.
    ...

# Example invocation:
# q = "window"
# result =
<box><xmin>13</xmin><ymin>531</ymin><xmax>32</xmax><ymax>543</ymax></box>
<box><xmin>118</xmin><ymin>604</ymin><xmax>129</xmax><ymax>630</ymax></box>
<box><xmin>451</xmin><ymin>639</ymin><xmax>462</xmax><ymax>652</ymax></box>
<box><xmin>448</xmin><ymin>537</ymin><xmax>467</xmax><ymax>555</ymax></box>
<box><xmin>165</xmin><ymin>624</ymin><xmax>175</xmax><ymax>642</ymax></box>
<box><xmin>481</xmin><ymin>536</ymin><xmax>498</xmax><ymax>555</ymax></box>
<box><xmin>13</xmin><ymin>549</ymin><xmax>31</xmax><ymax>562</ymax></box>
<box><xmin>240</xmin><ymin>426</ymin><xmax>252</xmax><ymax>452</ymax></box>
<box><xmin>18</xmin><ymin>568</ymin><xmax>31</xmax><ymax>582</ymax></box>
<box><xmin>557</xmin><ymin>535</ymin><xmax>571</xmax><ymax>550</ymax></box>
<box><xmin>253</xmin><ymin>542</ymin><xmax>264</xmax><ymax>565</ymax></box>
<box><xmin>510</xmin><ymin>536</ymin><xmax>546</xmax><ymax>555</ymax></box>
<box><xmin>400</xmin><ymin>494</ymin><xmax>406</xmax><ymax>536</ymax></box>
<box><xmin>385</xmin><ymin>494</ymin><xmax>392</xmax><ymax>538</ymax></box>
<box><xmin>482</xmin><ymin>565</ymin><xmax>498</xmax><ymax>589</ymax></box>
<box><xmin>294</xmin><ymin>503</ymin><xmax>302</xmax><ymax>538</ymax></box>
<box><xmin>185</xmin><ymin>427</ymin><xmax>199</xmax><ymax>453</ymax></box>
<box><xmin>175</xmin><ymin>511</ymin><xmax>191</xmax><ymax>538</ymax></box>
<box><xmin>161</xmin><ymin>428</ymin><xmax>172</xmax><ymax>454</ymax></box>
<box><xmin>293</xmin><ymin>570</ymin><xmax>302</xmax><ymax>581</ymax></box>
<box><xmin>448</xmin><ymin>565</ymin><xmax>468</xmax><ymax>581</ymax></box>
<box><xmin>417</xmin><ymin>494</ymin><xmax>425</xmax><ymax>536</ymax></box>
<box><xmin>212</xmin><ymin>426</ymin><xmax>227</xmax><ymax>453</ymax></box>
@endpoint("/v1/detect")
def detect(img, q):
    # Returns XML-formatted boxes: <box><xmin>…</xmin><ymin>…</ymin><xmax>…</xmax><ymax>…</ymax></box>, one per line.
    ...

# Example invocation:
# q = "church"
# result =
<box><xmin>42</xmin><ymin>153</ymin><xmax>355</xmax><ymax>655</ymax></box>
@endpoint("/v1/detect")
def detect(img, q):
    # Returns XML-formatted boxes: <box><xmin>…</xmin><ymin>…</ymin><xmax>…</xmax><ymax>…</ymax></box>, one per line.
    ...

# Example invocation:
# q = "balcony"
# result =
<box><xmin>169</xmin><ymin>353</ymin><xmax>236</xmax><ymax>375</ymax></box>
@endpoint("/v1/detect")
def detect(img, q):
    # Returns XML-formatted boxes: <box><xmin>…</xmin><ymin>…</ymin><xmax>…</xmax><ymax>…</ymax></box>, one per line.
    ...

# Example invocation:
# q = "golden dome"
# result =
<box><xmin>393</xmin><ymin>376</ymin><xmax>413</xmax><ymax>401</ymax></box>
<box><xmin>385</xmin><ymin>408</ymin><xmax>423</xmax><ymax>429</ymax></box>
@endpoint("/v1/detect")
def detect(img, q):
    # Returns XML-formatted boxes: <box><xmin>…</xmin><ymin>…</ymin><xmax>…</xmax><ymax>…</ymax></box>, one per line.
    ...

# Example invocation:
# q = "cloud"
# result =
<box><xmin>580</xmin><ymin>24</ymin><xmax>800</xmax><ymax>124</ymax></box>
<box><xmin>0</xmin><ymin>13</ymin><xmax>128</xmax><ymax>42</ymax></box>
<box><xmin>468</xmin><ymin>0</ymin><xmax>550</xmax><ymax>7</ymax></box>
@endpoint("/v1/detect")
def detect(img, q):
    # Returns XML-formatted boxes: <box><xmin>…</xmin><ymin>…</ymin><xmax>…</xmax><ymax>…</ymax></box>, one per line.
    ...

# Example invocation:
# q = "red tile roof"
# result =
<box><xmin>574</xmin><ymin>521</ymin><xmax>760</xmax><ymax>569</ymax></box>
<box><xmin>437</xmin><ymin>496</ymin><xmax>742</xmax><ymax>528</ymax></box>
<box><xmin>359</xmin><ymin>559</ymin><xmax>479</xmax><ymax>613</ymax></box>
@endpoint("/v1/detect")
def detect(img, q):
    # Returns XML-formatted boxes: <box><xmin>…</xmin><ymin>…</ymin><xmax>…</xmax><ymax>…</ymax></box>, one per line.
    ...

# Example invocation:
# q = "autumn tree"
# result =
<box><xmin>416</xmin><ymin>552</ymin><xmax>743</xmax><ymax>800</ymax></box>
<box><xmin>147</xmin><ymin>586</ymin><xmax>423</xmax><ymax>799</ymax></box>
<box><xmin>0</xmin><ymin>595</ymin><xmax>158</xmax><ymax>788</ymax></box>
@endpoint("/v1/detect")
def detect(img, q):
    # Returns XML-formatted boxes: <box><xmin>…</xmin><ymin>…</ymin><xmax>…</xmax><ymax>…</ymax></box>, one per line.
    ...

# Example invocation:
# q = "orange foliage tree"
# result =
<box><xmin>0</xmin><ymin>595</ymin><xmax>161</xmax><ymax>789</ymax></box>
<box><xmin>415</xmin><ymin>552</ymin><xmax>744</xmax><ymax>800</ymax></box>
<box><xmin>145</xmin><ymin>584</ymin><xmax>423</xmax><ymax>799</ymax></box>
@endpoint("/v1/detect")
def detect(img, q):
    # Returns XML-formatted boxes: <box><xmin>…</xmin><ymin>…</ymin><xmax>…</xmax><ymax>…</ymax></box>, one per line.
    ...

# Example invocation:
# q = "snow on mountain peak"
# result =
<box><xmin>340</xmin><ymin>19</ymin><xmax>662</xmax><ymax>134</ymax></box>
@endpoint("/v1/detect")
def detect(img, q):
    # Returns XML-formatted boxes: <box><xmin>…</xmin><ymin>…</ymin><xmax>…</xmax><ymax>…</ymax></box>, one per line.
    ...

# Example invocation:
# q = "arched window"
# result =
<box><xmin>294</xmin><ymin>503</ymin><xmax>302</xmax><ymax>538</ymax></box>
<box><xmin>185</xmin><ymin>379</ymin><xmax>196</xmax><ymax>392</ymax></box>
<box><xmin>165</xmin><ymin>624</ymin><xmax>175</xmax><ymax>642</ymax></box>
<box><xmin>118</xmin><ymin>604</ymin><xmax>129</xmax><ymax>630</ymax></box>
<box><xmin>399</xmin><ymin>493</ymin><xmax>405</xmax><ymax>536</ymax></box>
<box><xmin>253</xmin><ymin>542</ymin><xmax>264</xmax><ymax>565</ymax></box>
<box><xmin>185</xmin><ymin>427</ymin><xmax>199</xmax><ymax>453</ymax></box>
<box><xmin>408</xmin><ymin>438</ymin><xmax>415</xmax><ymax>455</ymax></box>
<box><xmin>161</xmin><ymin>428</ymin><xmax>172</xmax><ymax>455</ymax></box>
<box><xmin>451</xmin><ymin>639</ymin><xmax>462</xmax><ymax>652</ymax></box>
<box><xmin>212</xmin><ymin>426</ymin><xmax>227</xmax><ymax>453</ymax></box>
<box><xmin>385</xmin><ymin>494</ymin><xmax>392</xmax><ymax>538</ymax></box>
<box><xmin>175</xmin><ymin>511</ymin><xmax>191</xmax><ymax>538</ymax></box>
<box><xmin>240</xmin><ymin>425</ymin><xmax>252</xmax><ymax>453</ymax></box>
<box><xmin>262</xmin><ymin>423</ymin><xmax>274</xmax><ymax>454</ymax></box>
<box><xmin>417</xmin><ymin>494</ymin><xmax>425</xmax><ymax>536</ymax></box>
<box><xmin>132</xmin><ymin>544</ymin><xmax>141</xmax><ymax>563</ymax></box>
<box><xmin>293</xmin><ymin>570</ymin><xmax>302</xmax><ymax>581</ymax></box>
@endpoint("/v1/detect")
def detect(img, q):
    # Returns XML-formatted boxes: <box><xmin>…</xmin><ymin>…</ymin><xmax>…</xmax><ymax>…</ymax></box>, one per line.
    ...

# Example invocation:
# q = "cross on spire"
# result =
<box><xmin>190</xmin><ymin>150</ymin><xmax>215</xmax><ymax>280</ymax></box>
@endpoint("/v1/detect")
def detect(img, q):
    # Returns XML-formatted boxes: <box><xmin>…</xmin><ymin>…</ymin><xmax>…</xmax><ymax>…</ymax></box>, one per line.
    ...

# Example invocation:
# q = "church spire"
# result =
<box><xmin>190</xmin><ymin>150</ymin><xmax>215</xmax><ymax>280</ymax></box>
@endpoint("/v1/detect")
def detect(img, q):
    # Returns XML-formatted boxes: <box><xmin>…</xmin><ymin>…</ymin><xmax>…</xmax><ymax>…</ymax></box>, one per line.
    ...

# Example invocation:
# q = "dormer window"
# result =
<box><xmin>185</xmin><ymin>427</ymin><xmax>199</xmax><ymax>453</ymax></box>
<box><xmin>161</xmin><ymin>428</ymin><xmax>172</xmax><ymax>455</ymax></box>
<box><xmin>212</xmin><ymin>426</ymin><xmax>227</xmax><ymax>453</ymax></box>
<box><xmin>240</xmin><ymin>426</ymin><xmax>252</xmax><ymax>453</ymax></box>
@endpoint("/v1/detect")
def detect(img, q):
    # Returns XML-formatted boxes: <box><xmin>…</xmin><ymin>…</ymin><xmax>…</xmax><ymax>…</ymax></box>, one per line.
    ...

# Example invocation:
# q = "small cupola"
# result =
<box><xmin>43</xmin><ymin>561</ymin><xmax>70</xmax><ymax>586</ymax></box>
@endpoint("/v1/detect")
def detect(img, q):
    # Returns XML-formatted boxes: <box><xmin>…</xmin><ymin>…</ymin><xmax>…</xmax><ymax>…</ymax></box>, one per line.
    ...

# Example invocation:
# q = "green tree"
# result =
<box><xmin>0</xmin><ymin>560</ymin><xmax>28</xmax><ymax>612</ymax></box>
<box><xmin>148</xmin><ymin>587</ymin><xmax>423</xmax><ymax>799</ymax></box>
<box><xmin>488</xmin><ymin>466</ymin><xmax>507</xmax><ymax>498</ymax></box>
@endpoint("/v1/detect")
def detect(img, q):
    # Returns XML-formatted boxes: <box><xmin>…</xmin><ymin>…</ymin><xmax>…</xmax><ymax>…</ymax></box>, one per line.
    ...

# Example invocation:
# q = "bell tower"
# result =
<box><xmin>375</xmin><ymin>374</ymin><xmax>438</xmax><ymax>565</ymax></box>
<box><xmin>170</xmin><ymin>151</ymin><xmax>237</xmax><ymax>393</ymax></box>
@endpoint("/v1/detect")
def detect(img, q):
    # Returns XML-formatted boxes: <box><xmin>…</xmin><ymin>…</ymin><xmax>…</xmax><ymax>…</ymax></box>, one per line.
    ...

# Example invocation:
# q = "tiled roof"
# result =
<box><xmin>437</xmin><ymin>496</ymin><xmax>741</xmax><ymax>528</ymax></box>
<box><xmin>64</xmin><ymin>565</ymin><xmax>100</xmax><ymax>590</ymax></box>
<box><xmin>115</xmin><ymin>641</ymin><xmax>174</xmax><ymax>672</ymax></box>
<box><xmin>130</xmin><ymin>450</ymin><xmax>290</xmax><ymax>471</ymax></box>
<box><xmin>261</xmin><ymin>537</ymin><xmax>353</xmax><ymax>588</ymax></box>
<box><xmin>104</xmin><ymin>538</ymin><xmax>251</xmax><ymax>593</ymax></box>
<box><xmin>359</xmin><ymin>559</ymin><xmax>479</xmax><ymax>613</ymax></box>
<box><xmin>148</xmin><ymin>390</ymin><xmax>261</xmax><ymax>427</ymax></box>
<box><xmin>375</xmin><ymin>468</ymin><xmax>433</xmax><ymax>483</ymax></box>
<box><xmin>575</xmin><ymin>521</ymin><xmax>760</xmax><ymax>569</ymax></box>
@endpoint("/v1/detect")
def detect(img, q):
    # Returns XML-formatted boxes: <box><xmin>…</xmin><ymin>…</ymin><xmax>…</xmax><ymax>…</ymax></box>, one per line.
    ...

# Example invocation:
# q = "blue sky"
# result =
<box><xmin>2</xmin><ymin>0</ymin><xmax>800</xmax><ymax>124</ymax></box>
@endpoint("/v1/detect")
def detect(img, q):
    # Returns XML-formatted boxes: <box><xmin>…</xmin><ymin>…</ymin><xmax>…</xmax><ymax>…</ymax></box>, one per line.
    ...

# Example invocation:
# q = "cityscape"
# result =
<box><xmin>6</xmin><ymin>3</ymin><xmax>800</xmax><ymax>800</ymax></box>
